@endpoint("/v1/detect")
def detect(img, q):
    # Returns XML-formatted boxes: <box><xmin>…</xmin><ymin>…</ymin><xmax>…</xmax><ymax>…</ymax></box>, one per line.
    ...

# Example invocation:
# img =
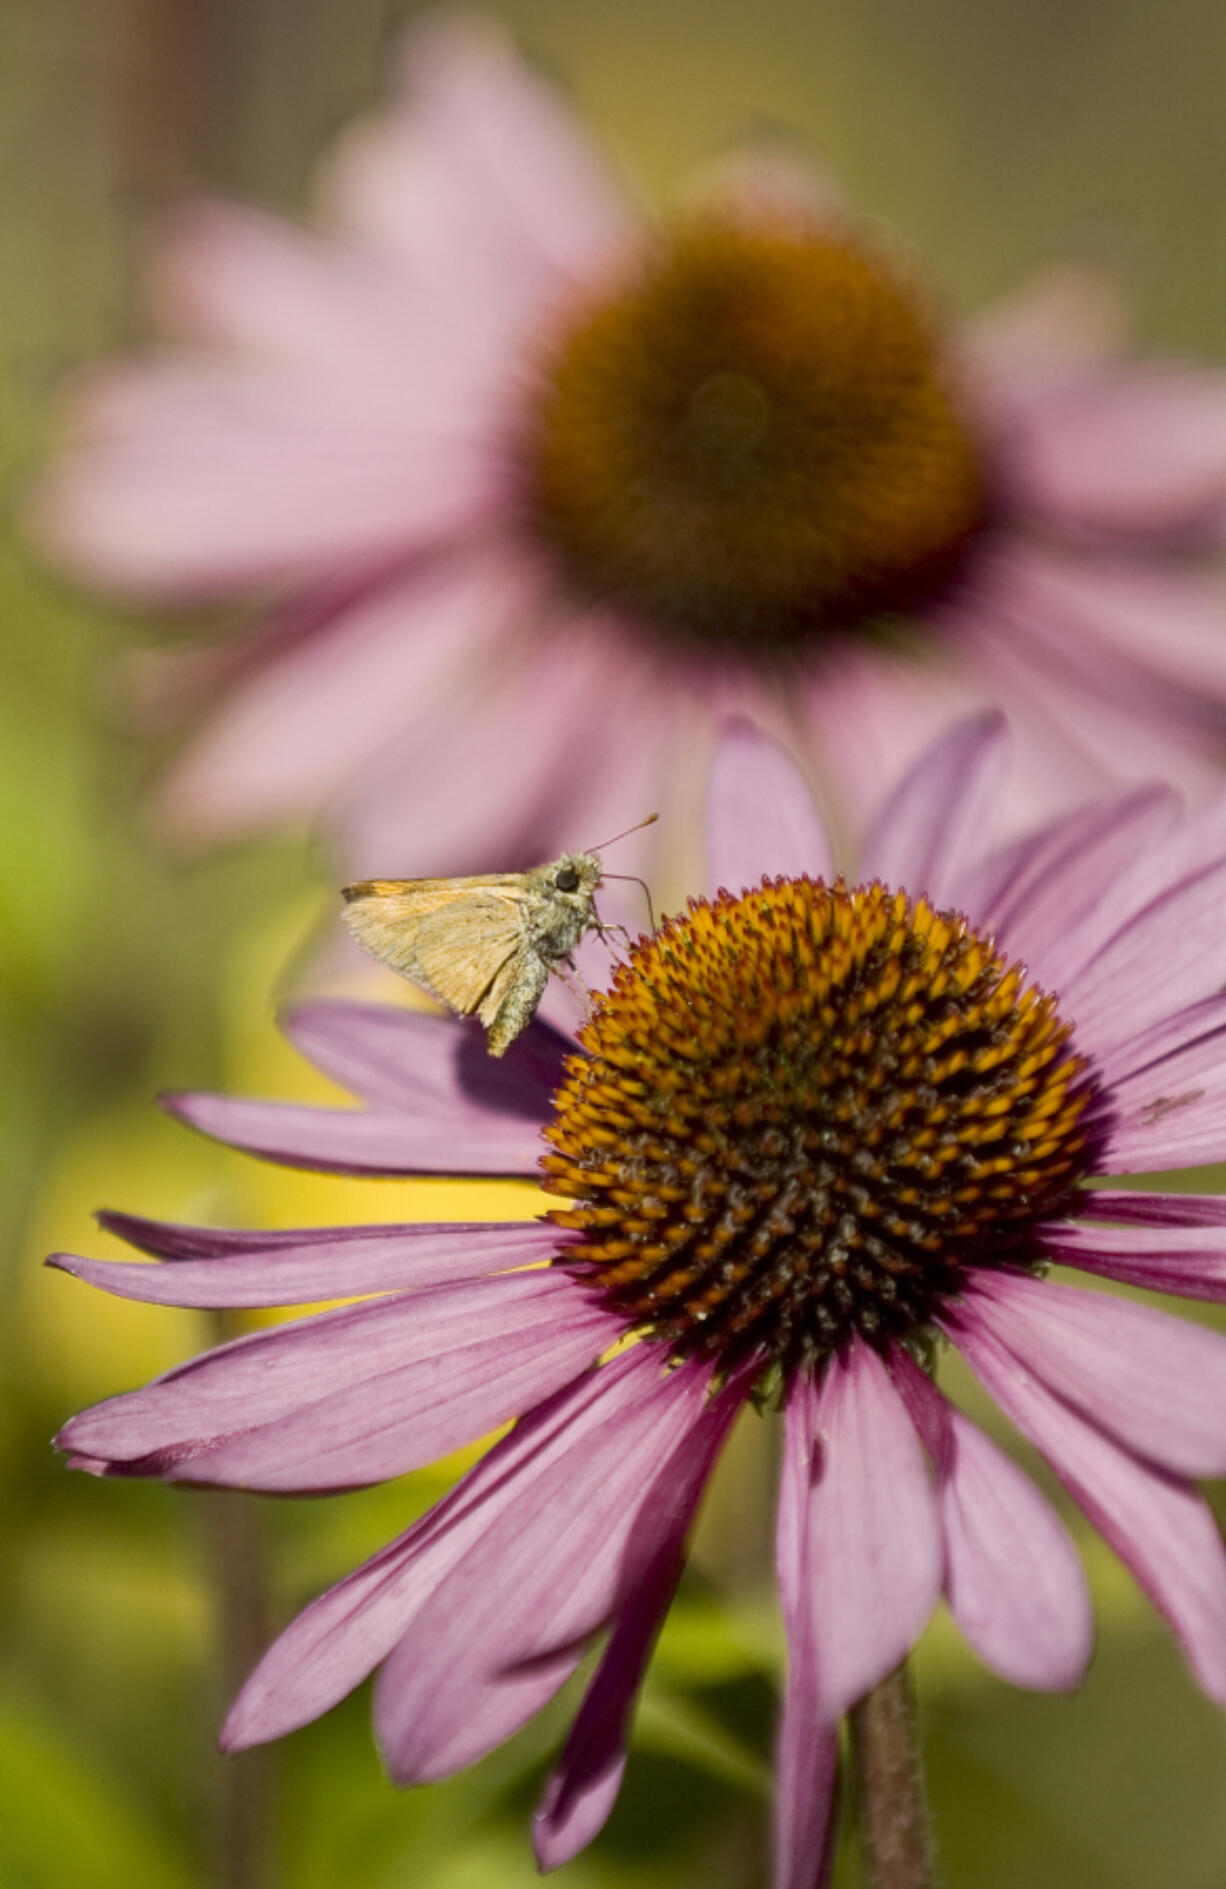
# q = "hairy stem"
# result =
<box><xmin>848</xmin><ymin>1661</ymin><xmax>934</xmax><ymax>1889</ymax></box>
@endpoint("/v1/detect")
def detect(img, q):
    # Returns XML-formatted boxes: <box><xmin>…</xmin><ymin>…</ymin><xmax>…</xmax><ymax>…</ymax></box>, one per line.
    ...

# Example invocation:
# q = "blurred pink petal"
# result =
<box><xmin>26</xmin><ymin>16</ymin><xmax>1226</xmax><ymax>873</ymax></box>
<box><xmin>1006</xmin><ymin>368</ymin><xmax>1226</xmax><ymax>539</ymax></box>
<box><xmin>859</xmin><ymin>709</ymin><xmax>1008</xmax><ymax>902</ymax></box>
<box><xmin>705</xmin><ymin>717</ymin><xmax>832</xmax><ymax>897</ymax></box>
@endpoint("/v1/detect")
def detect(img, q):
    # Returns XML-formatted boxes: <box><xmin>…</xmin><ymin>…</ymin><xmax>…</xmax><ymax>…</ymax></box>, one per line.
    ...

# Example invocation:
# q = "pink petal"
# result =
<box><xmin>47</xmin><ymin>1217</ymin><xmax>566</xmax><ymax>1308</ymax></box>
<box><xmin>956</xmin><ymin>784</ymin><xmax>1180</xmax><ymax>981</ymax></box>
<box><xmin>149</xmin><ymin>197</ymin><xmax>483</xmax><ymax>387</ymax></box>
<box><xmin>1055</xmin><ymin>855</ymin><xmax>1226</xmax><ymax>1063</ymax></box>
<box><xmin>1096</xmin><ymin>990</ymin><xmax>1226</xmax><ymax>1091</ymax></box>
<box><xmin>157</xmin><ymin>549</ymin><xmax>536</xmax><ymax>840</ymax></box>
<box><xmin>965</xmin><ymin>1270</ymin><xmax>1226</xmax><ymax>1479</ymax></box>
<box><xmin>1092</xmin><ymin>998</ymin><xmax>1226</xmax><ymax>1170</ymax></box>
<box><xmin>334</xmin><ymin>612</ymin><xmax>676</xmax><ymax>881</ymax></box>
<box><xmin>1027</xmin><ymin>785</ymin><xmax>1226</xmax><ymax>999</ymax></box>
<box><xmin>799</xmin><ymin>648</ymin><xmax>1030</xmax><ymax>858</ymax></box>
<box><xmin>57</xmin><ymin>1270</ymin><xmax>615</xmax><ymax>1491</ymax></box>
<box><xmin>773</xmin><ymin>1392</ymin><xmax>841</xmax><ymax>1889</ymax></box>
<box><xmin>1080</xmin><ymin>1191</ymin><xmax>1226</xmax><ymax>1230</ymax></box>
<box><xmin>956</xmin><ymin>564</ymin><xmax>1222</xmax><ymax>814</ymax></box>
<box><xmin>321</xmin><ymin>13</ymin><xmax>634</xmax><ymax>297</ymax></box>
<box><xmin>1006</xmin><ymin>367</ymin><xmax>1226</xmax><ymax>540</ymax></box>
<box><xmin>373</xmin><ymin>1353</ymin><xmax>738</xmax><ymax>1783</ymax></box>
<box><xmin>1047</xmin><ymin>1220</ymin><xmax>1226</xmax><ymax>1305</ymax></box>
<box><xmin>951</xmin><ymin>1309</ymin><xmax>1226</xmax><ymax>1705</ymax></box>
<box><xmin>281</xmin><ymin>1000</ymin><xmax>565</xmax><ymax>1120</ymax></box>
<box><xmin>962</xmin><ymin>262</ymin><xmax>1127</xmax><ymax>416</ymax></box>
<box><xmin>859</xmin><ymin>712</ymin><xmax>1009</xmax><ymax>906</ymax></box>
<box><xmin>32</xmin><ymin>362</ymin><xmax>501</xmax><ymax>600</ymax></box>
<box><xmin>969</xmin><ymin>545</ymin><xmax>1226</xmax><ymax>737</ymax></box>
<box><xmin>705</xmin><ymin>719</ymin><xmax>832</xmax><ymax>898</ymax></box>
<box><xmin>533</xmin><ymin>1551</ymin><xmax>681</xmax><ymax>1872</ymax></box>
<box><xmin>891</xmin><ymin>1352</ymin><xmax>1092</xmax><ymax>1690</ymax></box>
<box><xmin>787</xmin><ymin>1345</ymin><xmax>942</xmax><ymax>1722</ymax></box>
<box><xmin>161</xmin><ymin>1087</ymin><xmax>544</xmax><ymax>1178</ymax></box>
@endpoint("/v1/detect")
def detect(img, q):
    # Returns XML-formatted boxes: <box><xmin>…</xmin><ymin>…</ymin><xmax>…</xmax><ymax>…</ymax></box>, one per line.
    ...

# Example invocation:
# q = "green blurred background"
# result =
<box><xmin>5</xmin><ymin>1</ymin><xmax>1226</xmax><ymax>1883</ymax></box>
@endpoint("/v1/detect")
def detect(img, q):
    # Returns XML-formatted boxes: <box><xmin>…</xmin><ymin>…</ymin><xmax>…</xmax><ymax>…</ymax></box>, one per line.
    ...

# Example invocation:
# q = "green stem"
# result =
<box><xmin>848</xmin><ymin>1661</ymin><xmax>935</xmax><ymax>1889</ymax></box>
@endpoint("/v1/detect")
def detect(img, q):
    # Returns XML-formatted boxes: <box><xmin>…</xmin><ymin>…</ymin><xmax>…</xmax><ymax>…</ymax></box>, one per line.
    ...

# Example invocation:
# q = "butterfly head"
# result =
<box><xmin>550</xmin><ymin>852</ymin><xmax>603</xmax><ymax>902</ymax></box>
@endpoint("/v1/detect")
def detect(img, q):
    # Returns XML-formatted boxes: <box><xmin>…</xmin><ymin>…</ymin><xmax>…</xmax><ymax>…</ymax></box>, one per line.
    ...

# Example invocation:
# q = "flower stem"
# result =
<box><xmin>848</xmin><ymin>1661</ymin><xmax>934</xmax><ymax>1889</ymax></box>
<box><xmin>201</xmin><ymin>1311</ymin><xmax>280</xmax><ymax>1889</ymax></box>
<box><xmin>202</xmin><ymin>1487</ymin><xmax>279</xmax><ymax>1889</ymax></box>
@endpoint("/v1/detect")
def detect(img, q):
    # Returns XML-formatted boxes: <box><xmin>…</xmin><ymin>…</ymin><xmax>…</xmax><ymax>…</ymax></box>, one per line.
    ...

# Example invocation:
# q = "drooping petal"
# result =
<box><xmin>161</xmin><ymin>1088</ymin><xmax>544</xmax><ymax>1178</ymax></box>
<box><xmin>47</xmin><ymin>1217</ymin><xmax>565</xmax><ymax>1308</ymax></box>
<box><xmin>58</xmin><ymin>1270</ymin><xmax>615</xmax><ymax>1491</ymax></box>
<box><xmin>773</xmin><ymin>1386</ymin><xmax>840</xmax><ymax>1889</ymax></box>
<box><xmin>963</xmin><ymin>1270</ymin><xmax>1226</xmax><ymax>1479</ymax></box>
<box><xmin>951</xmin><ymin>1309</ymin><xmax>1226</xmax><ymax>1705</ymax></box>
<box><xmin>222</xmin><ymin>1358</ymin><xmax>635</xmax><ymax>1750</ymax></box>
<box><xmin>891</xmin><ymin>1351</ymin><xmax>1092</xmax><ymax>1690</ymax></box>
<box><xmin>787</xmin><ymin>1345</ymin><xmax>942</xmax><ymax>1723</ymax></box>
<box><xmin>860</xmin><ymin>712</ymin><xmax>1009</xmax><ymax>907</ymax></box>
<box><xmin>374</xmin><ymin>1350</ymin><xmax>740</xmax><ymax>1783</ymax></box>
<box><xmin>532</xmin><ymin>1547</ymin><xmax>683</xmax><ymax>1872</ymax></box>
<box><xmin>531</xmin><ymin>1368</ymin><xmax>745</xmax><ymax>1875</ymax></box>
<box><xmin>705</xmin><ymin>719</ymin><xmax>832</xmax><ymax>898</ymax></box>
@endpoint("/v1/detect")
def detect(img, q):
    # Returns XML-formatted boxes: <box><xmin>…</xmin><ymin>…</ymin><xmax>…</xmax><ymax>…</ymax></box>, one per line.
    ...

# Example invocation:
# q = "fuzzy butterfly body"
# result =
<box><xmin>341</xmin><ymin>852</ymin><xmax>605</xmax><ymax>1056</ymax></box>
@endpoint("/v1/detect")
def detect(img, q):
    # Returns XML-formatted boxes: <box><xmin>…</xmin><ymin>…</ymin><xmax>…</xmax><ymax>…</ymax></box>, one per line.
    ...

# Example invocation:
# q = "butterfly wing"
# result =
<box><xmin>341</xmin><ymin>879</ymin><xmax>526</xmax><ymax>1017</ymax></box>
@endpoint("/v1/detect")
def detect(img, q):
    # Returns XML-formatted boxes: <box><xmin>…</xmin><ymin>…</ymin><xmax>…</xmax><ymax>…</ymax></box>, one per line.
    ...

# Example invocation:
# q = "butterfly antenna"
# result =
<box><xmin>600</xmin><ymin>872</ymin><xmax>656</xmax><ymax>932</ymax></box>
<box><xmin>584</xmin><ymin>812</ymin><xmax>659</xmax><ymax>853</ymax></box>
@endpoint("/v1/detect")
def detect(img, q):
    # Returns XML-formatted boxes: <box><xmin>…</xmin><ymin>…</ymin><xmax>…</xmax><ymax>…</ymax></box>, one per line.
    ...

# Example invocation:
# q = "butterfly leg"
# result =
<box><xmin>551</xmin><ymin>957</ymin><xmax>596</xmax><ymax>1009</ymax></box>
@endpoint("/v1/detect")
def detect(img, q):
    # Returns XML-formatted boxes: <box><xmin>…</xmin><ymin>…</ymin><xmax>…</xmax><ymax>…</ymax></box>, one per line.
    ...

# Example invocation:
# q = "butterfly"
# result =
<box><xmin>341</xmin><ymin>820</ymin><xmax>656</xmax><ymax>1056</ymax></box>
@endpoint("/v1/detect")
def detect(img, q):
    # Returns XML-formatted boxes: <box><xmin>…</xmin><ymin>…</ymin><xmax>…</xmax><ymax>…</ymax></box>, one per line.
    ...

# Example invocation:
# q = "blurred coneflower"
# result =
<box><xmin>53</xmin><ymin>716</ymin><xmax>1226</xmax><ymax>1883</ymax></box>
<box><xmin>27</xmin><ymin>13</ymin><xmax>1226</xmax><ymax>876</ymax></box>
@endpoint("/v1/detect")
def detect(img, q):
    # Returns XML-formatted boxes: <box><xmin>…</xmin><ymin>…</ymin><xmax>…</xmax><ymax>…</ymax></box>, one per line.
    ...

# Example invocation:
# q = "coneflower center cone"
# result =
<box><xmin>523</xmin><ymin>221</ymin><xmax>986</xmax><ymax>653</ymax></box>
<box><xmin>542</xmin><ymin>880</ymin><xmax>1096</xmax><ymax>1379</ymax></box>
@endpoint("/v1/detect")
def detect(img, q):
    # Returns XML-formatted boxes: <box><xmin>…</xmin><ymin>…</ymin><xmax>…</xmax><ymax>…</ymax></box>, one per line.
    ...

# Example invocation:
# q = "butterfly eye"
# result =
<box><xmin>555</xmin><ymin>865</ymin><xmax>580</xmax><ymax>892</ymax></box>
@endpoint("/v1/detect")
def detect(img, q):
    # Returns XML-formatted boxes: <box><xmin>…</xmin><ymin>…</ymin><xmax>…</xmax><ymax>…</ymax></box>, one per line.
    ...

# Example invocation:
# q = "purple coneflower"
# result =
<box><xmin>53</xmin><ymin>715</ymin><xmax>1226</xmax><ymax>1883</ymax></box>
<box><xmin>28</xmin><ymin>14</ymin><xmax>1226</xmax><ymax>874</ymax></box>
